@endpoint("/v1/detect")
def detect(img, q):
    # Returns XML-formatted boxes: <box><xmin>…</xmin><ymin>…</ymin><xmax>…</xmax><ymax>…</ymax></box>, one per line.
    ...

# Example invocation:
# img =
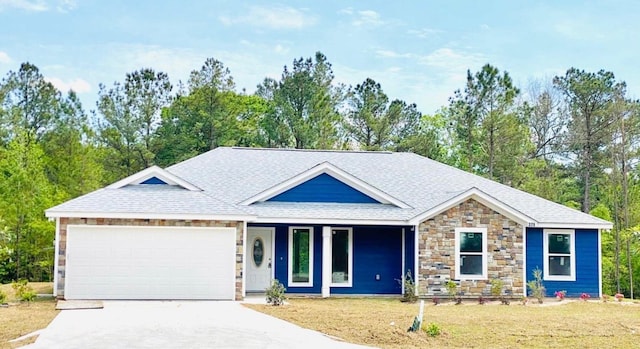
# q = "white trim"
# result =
<box><xmin>401</xmin><ymin>228</ymin><xmax>405</xmax><ymax>295</ymax></box>
<box><xmin>543</xmin><ymin>229</ymin><xmax>576</xmax><ymax>281</ymax></box>
<box><xmin>53</xmin><ymin>217</ymin><xmax>60</xmax><ymax>297</ymax></box>
<box><xmin>330</xmin><ymin>227</ymin><xmax>353</xmax><ymax>287</ymax></box>
<box><xmin>413</xmin><ymin>224</ymin><xmax>419</xmax><ymax>296</ymax></box>
<box><xmin>522</xmin><ymin>225</ymin><xmax>527</xmax><ymax>297</ymax></box>
<box><xmin>242</xmin><ymin>221</ymin><xmax>247</xmax><ymax>299</ymax></box>
<box><xmin>45</xmin><ymin>211</ymin><xmax>255</xmax><ymax>221</ymax></box>
<box><xmin>239</xmin><ymin>162</ymin><xmax>411</xmax><ymax>208</ymax></box>
<box><xmin>597</xmin><ymin>229</ymin><xmax>602</xmax><ymax>297</ymax></box>
<box><xmin>534</xmin><ymin>222</ymin><xmax>613</xmax><ymax>230</ymax></box>
<box><xmin>322</xmin><ymin>226</ymin><xmax>331</xmax><ymax>298</ymax></box>
<box><xmin>107</xmin><ymin>165</ymin><xmax>201</xmax><ymax>191</ymax></box>
<box><xmin>288</xmin><ymin>226</ymin><xmax>314</xmax><ymax>287</ymax></box>
<box><xmin>250</xmin><ymin>217</ymin><xmax>406</xmax><ymax>226</ymax></box>
<box><xmin>409</xmin><ymin>187</ymin><xmax>533</xmax><ymax>226</ymax></box>
<box><xmin>454</xmin><ymin>227</ymin><xmax>488</xmax><ymax>280</ymax></box>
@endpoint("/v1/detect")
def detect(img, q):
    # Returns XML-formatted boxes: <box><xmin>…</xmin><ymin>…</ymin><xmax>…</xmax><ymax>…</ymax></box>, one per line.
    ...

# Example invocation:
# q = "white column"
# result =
<box><xmin>322</xmin><ymin>226</ymin><xmax>332</xmax><ymax>298</ymax></box>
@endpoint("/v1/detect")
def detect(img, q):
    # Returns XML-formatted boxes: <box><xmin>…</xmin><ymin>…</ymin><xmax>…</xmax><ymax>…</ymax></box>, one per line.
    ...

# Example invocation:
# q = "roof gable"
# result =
<box><xmin>267</xmin><ymin>173</ymin><xmax>380</xmax><ymax>203</ymax></box>
<box><xmin>240</xmin><ymin>162</ymin><xmax>411</xmax><ymax>208</ymax></box>
<box><xmin>107</xmin><ymin>165</ymin><xmax>201</xmax><ymax>191</ymax></box>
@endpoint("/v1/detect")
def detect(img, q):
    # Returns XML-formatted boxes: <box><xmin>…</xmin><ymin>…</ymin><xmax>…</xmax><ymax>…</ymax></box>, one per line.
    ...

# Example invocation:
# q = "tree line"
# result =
<box><xmin>0</xmin><ymin>52</ymin><xmax>638</xmax><ymax>298</ymax></box>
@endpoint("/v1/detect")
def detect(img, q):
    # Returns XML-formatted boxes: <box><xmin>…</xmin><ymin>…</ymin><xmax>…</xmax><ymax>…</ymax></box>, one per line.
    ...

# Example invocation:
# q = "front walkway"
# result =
<box><xmin>24</xmin><ymin>301</ymin><xmax>373</xmax><ymax>349</ymax></box>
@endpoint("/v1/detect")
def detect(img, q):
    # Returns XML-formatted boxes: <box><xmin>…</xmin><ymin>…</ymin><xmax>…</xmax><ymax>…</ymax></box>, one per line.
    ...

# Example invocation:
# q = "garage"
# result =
<box><xmin>65</xmin><ymin>225</ymin><xmax>236</xmax><ymax>300</ymax></box>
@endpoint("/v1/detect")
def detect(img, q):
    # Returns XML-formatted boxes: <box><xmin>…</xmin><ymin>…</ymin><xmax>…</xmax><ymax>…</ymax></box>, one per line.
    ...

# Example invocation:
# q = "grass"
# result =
<box><xmin>0</xmin><ymin>282</ymin><xmax>58</xmax><ymax>349</ymax></box>
<box><xmin>245</xmin><ymin>298</ymin><xmax>640</xmax><ymax>348</ymax></box>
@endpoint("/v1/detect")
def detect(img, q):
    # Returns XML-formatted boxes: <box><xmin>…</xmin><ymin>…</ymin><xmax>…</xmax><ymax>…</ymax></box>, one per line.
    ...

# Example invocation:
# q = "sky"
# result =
<box><xmin>1</xmin><ymin>0</ymin><xmax>639</xmax><ymax>115</ymax></box>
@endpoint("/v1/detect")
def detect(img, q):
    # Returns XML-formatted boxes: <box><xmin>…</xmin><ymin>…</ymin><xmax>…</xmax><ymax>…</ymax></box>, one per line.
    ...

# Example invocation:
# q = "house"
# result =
<box><xmin>45</xmin><ymin>147</ymin><xmax>612</xmax><ymax>300</ymax></box>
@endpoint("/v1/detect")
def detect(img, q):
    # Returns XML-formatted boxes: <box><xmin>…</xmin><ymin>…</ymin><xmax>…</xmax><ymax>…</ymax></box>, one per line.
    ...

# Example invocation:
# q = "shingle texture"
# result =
<box><xmin>47</xmin><ymin>147</ymin><xmax>611</xmax><ymax>227</ymax></box>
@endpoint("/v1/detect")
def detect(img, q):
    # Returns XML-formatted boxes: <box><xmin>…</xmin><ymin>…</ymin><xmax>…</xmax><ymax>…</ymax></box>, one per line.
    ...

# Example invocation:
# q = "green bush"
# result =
<box><xmin>0</xmin><ymin>289</ymin><xmax>7</xmax><ymax>304</ymax></box>
<box><xmin>424</xmin><ymin>322</ymin><xmax>442</xmax><ymax>337</ymax></box>
<box><xmin>490</xmin><ymin>278</ymin><xmax>504</xmax><ymax>298</ymax></box>
<box><xmin>265</xmin><ymin>279</ymin><xmax>286</xmax><ymax>306</ymax></box>
<box><xmin>526</xmin><ymin>268</ymin><xmax>545</xmax><ymax>304</ymax></box>
<box><xmin>11</xmin><ymin>279</ymin><xmax>36</xmax><ymax>302</ymax></box>
<box><xmin>400</xmin><ymin>271</ymin><xmax>418</xmax><ymax>303</ymax></box>
<box><xmin>445</xmin><ymin>280</ymin><xmax>458</xmax><ymax>300</ymax></box>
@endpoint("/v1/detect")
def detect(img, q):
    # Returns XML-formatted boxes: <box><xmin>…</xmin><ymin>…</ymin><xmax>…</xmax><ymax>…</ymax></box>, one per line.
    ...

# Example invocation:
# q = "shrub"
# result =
<box><xmin>432</xmin><ymin>296</ymin><xmax>440</xmax><ymax>305</ymax></box>
<box><xmin>12</xmin><ymin>279</ymin><xmax>36</xmax><ymax>302</ymax></box>
<box><xmin>400</xmin><ymin>271</ymin><xmax>418</xmax><ymax>303</ymax></box>
<box><xmin>424</xmin><ymin>322</ymin><xmax>441</xmax><ymax>337</ymax></box>
<box><xmin>445</xmin><ymin>280</ymin><xmax>458</xmax><ymax>300</ymax></box>
<box><xmin>0</xmin><ymin>289</ymin><xmax>7</xmax><ymax>304</ymax></box>
<box><xmin>478</xmin><ymin>295</ymin><xmax>487</xmax><ymax>305</ymax></box>
<box><xmin>265</xmin><ymin>279</ymin><xmax>286</xmax><ymax>306</ymax></box>
<box><xmin>602</xmin><ymin>294</ymin><xmax>610</xmax><ymax>302</ymax></box>
<box><xmin>579</xmin><ymin>293</ymin><xmax>591</xmax><ymax>301</ymax></box>
<box><xmin>554</xmin><ymin>290</ymin><xmax>566</xmax><ymax>301</ymax></box>
<box><xmin>526</xmin><ymin>268</ymin><xmax>545</xmax><ymax>304</ymax></box>
<box><xmin>615</xmin><ymin>293</ymin><xmax>624</xmax><ymax>302</ymax></box>
<box><xmin>490</xmin><ymin>278</ymin><xmax>504</xmax><ymax>298</ymax></box>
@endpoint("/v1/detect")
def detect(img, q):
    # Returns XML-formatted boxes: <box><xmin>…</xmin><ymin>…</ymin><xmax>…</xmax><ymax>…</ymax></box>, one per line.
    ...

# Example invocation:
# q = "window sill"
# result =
<box><xmin>543</xmin><ymin>276</ymin><xmax>576</xmax><ymax>282</ymax></box>
<box><xmin>330</xmin><ymin>282</ymin><xmax>352</xmax><ymax>288</ymax></box>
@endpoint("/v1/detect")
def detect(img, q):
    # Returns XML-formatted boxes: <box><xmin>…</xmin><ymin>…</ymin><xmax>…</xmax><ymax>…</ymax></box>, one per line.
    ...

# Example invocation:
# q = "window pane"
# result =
<box><xmin>292</xmin><ymin>229</ymin><xmax>310</xmax><ymax>283</ymax></box>
<box><xmin>548</xmin><ymin>256</ymin><xmax>571</xmax><ymax>276</ymax></box>
<box><xmin>460</xmin><ymin>232</ymin><xmax>483</xmax><ymax>252</ymax></box>
<box><xmin>548</xmin><ymin>234</ymin><xmax>570</xmax><ymax>254</ymax></box>
<box><xmin>332</xmin><ymin>229</ymin><xmax>349</xmax><ymax>283</ymax></box>
<box><xmin>460</xmin><ymin>254</ymin><xmax>483</xmax><ymax>275</ymax></box>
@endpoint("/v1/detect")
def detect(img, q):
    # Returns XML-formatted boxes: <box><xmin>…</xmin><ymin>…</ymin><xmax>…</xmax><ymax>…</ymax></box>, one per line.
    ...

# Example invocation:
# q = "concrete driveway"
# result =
<box><xmin>24</xmin><ymin>301</ymin><xmax>374</xmax><ymax>349</ymax></box>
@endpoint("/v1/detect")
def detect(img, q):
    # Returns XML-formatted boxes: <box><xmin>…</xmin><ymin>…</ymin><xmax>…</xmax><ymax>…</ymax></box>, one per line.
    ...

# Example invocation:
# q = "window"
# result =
<box><xmin>543</xmin><ymin>229</ymin><xmax>575</xmax><ymax>281</ymax></box>
<box><xmin>288</xmin><ymin>227</ymin><xmax>314</xmax><ymax>286</ymax></box>
<box><xmin>455</xmin><ymin>228</ymin><xmax>487</xmax><ymax>280</ymax></box>
<box><xmin>331</xmin><ymin>228</ymin><xmax>353</xmax><ymax>287</ymax></box>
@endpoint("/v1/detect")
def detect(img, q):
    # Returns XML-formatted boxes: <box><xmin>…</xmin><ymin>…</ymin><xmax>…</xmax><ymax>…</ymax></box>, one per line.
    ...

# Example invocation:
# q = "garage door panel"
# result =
<box><xmin>65</xmin><ymin>225</ymin><xmax>236</xmax><ymax>300</ymax></box>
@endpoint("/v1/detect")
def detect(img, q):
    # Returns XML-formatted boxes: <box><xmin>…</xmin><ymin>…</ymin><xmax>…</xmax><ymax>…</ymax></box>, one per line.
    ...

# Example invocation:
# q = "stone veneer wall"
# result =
<box><xmin>418</xmin><ymin>199</ymin><xmax>524</xmax><ymax>297</ymax></box>
<box><xmin>56</xmin><ymin>217</ymin><xmax>244</xmax><ymax>300</ymax></box>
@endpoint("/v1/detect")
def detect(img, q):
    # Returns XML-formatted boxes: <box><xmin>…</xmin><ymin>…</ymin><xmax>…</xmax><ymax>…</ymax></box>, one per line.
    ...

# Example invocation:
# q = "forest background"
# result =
<box><xmin>0</xmin><ymin>52</ymin><xmax>637</xmax><ymax>297</ymax></box>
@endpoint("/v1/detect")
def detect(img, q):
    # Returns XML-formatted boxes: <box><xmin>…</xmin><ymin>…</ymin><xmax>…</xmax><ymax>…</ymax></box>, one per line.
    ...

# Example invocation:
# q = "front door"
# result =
<box><xmin>246</xmin><ymin>227</ymin><xmax>274</xmax><ymax>291</ymax></box>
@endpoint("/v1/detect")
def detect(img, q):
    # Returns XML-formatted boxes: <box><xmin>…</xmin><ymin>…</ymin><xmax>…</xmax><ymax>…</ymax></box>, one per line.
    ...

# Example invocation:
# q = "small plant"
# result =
<box><xmin>11</xmin><ymin>279</ymin><xmax>36</xmax><ymax>302</ymax></box>
<box><xmin>399</xmin><ymin>271</ymin><xmax>418</xmax><ymax>303</ymax></box>
<box><xmin>554</xmin><ymin>290</ymin><xmax>566</xmax><ymax>301</ymax></box>
<box><xmin>615</xmin><ymin>293</ymin><xmax>624</xmax><ymax>302</ymax></box>
<box><xmin>424</xmin><ymin>322</ymin><xmax>442</xmax><ymax>337</ymax></box>
<box><xmin>602</xmin><ymin>294</ymin><xmax>610</xmax><ymax>302</ymax></box>
<box><xmin>478</xmin><ymin>295</ymin><xmax>487</xmax><ymax>305</ymax></box>
<box><xmin>455</xmin><ymin>296</ymin><xmax>463</xmax><ymax>305</ymax></box>
<box><xmin>490</xmin><ymin>278</ymin><xmax>504</xmax><ymax>298</ymax></box>
<box><xmin>579</xmin><ymin>293</ymin><xmax>591</xmax><ymax>301</ymax></box>
<box><xmin>526</xmin><ymin>268</ymin><xmax>545</xmax><ymax>304</ymax></box>
<box><xmin>521</xmin><ymin>296</ymin><xmax>529</xmax><ymax>305</ymax></box>
<box><xmin>0</xmin><ymin>289</ymin><xmax>7</xmax><ymax>304</ymax></box>
<box><xmin>501</xmin><ymin>297</ymin><xmax>510</xmax><ymax>305</ymax></box>
<box><xmin>432</xmin><ymin>296</ymin><xmax>440</xmax><ymax>305</ymax></box>
<box><xmin>445</xmin><ymin>280</ymin><xmax>458</xmax><ymax>300</ymax></box>
<box><xmin>265</xmin><ymin>279</ymin><xmax>286</xmax><ymax>306</ymax></box>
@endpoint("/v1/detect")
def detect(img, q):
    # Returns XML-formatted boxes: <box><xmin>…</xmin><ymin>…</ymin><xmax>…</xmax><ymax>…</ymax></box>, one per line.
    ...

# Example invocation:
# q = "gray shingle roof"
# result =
<box><xmin>47</xmin><ymin>147</ymin><xmax>611</xmax><ymax>228</ymax></box>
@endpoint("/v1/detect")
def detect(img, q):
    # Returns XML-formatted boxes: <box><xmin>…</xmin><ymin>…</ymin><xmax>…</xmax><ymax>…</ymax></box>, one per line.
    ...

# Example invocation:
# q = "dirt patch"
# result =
<box><xmin>245</xmin><ymin>297</ymin><xmax>640</xmax><ymax>349</ymax></box>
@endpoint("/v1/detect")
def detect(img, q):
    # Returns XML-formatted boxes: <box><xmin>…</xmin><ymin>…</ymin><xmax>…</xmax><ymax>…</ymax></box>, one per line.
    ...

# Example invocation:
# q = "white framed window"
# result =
<box><xmin>543</xmin><ymin>229</ymin><xmax>576</xmax><ymax>281</ymax></box>
<box><xmin>288</xmin><ymin>226</ymin><xmax>314</xmax><ymax>287</ymax></box>
<box><xmin>455</xmin><ymin>227</ymin><xmax>488</xmax><ymax>280</ymax></box>
<box><xmin>331</xmin><ymin>228</ymin><xmax>353</xmax><ymax>287</ymax></box>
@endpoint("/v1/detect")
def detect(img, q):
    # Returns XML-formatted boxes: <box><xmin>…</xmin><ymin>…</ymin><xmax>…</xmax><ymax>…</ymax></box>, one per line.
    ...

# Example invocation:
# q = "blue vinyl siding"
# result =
<box><xmin>268</xmin><ymin>173</ymin><xmax>380</xmax><ymax>203</ymax></box>
<box><xmin>332</xmin><ymin>226</ymin><xmax>403</xmax><ymax>294</ymax></box>
<box><xmin>140</xmin><ymin>176</ymin><xmax>167</xmax><ymax>185</ymax></box>
<box><xmin>526</xmin><ymin>228</ymin><xmax>599</xmax><ymax>297</ymax></box>
<box><xmin>258</xmin><ymin>224</ymin><xmax>407</xmax><ymax>295</ymax></box>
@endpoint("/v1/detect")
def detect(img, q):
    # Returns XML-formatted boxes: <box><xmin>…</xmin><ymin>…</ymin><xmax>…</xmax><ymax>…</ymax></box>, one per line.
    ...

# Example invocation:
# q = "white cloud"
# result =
<box><xmin>419</xmin><ymin>48</ymin><xmax>486</xmax><ymax>75</ymax></box>
<box><xmin>337</xmin><ymin>7</ymin><xmax>353</xmax><ymax>15</ymax></box>
<box><xmin>56</xmin><ymin>0</ymin><xmax>75</xmax><ymax>12</ymax></box>
<box><xmin>375</xmin><ymin>50</ymin><xmax>412</xmax><ymax>59</ymax></box>
<box><xmin>219</xmin><ymin>5</ymin><xmax>315</xmax><ymax>29</ymax></box>
<box><xmin>273</xmin><ymin>44</ymin><xmax>289</xmax><ymax>55</ymax></box>
<box><xmin>407</xmin><ymin>28</ymin><xmax>442</xmax><ymax>39</ymax></box>
<box><xmin>352</xmin><ymin>10</ymin><xmax>383</xmax><ymax>27</ymax></box>
<box><xmin>45</xmin><ymin>77</ymin><xmax>91</xmax><ymax>93</ymax></box>
<box><xmin>0</xmin><ymin>51</ymin><xmax>12</xmax><ymax>64</ymax></box>
<box><xmin>0</xmin><ymin>0</ymin><xmax>47</xmax><ymax>11</ymax></box>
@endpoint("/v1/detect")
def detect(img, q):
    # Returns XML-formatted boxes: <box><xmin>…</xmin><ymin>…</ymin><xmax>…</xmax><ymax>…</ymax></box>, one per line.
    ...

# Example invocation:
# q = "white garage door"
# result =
<box><xmin>65</xmin><ymin>225</ymin><xmax>236</xmax><ymax>300</ymax></box>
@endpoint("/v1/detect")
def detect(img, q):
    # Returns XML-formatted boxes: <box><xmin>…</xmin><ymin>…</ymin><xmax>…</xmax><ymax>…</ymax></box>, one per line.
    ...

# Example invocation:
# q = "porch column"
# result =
<box><xmin>322</xmin><ymin>226</ymin><xmax>332</xmax><ymax>298</ymax></box>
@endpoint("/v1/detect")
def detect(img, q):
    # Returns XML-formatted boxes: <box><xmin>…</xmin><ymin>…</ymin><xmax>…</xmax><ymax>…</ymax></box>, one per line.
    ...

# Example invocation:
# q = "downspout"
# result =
<box><xmin>522</xmin><ymin>225</ymin><xmax>528</xmax><ymax>297</ymax></box>
<box><xmin>241</xmin><ymin>220</ymin><xmax>247</xmax><ymax>300</ymax></box>
<box><xmin>414</xmin><ymin>224</ymin><xmax>419</xmax><ymax>297</ymax></box>
<box><xmin>401</xmin><ymin>228</ymin><xmax>405</xmax><ymax>295</ymax></box>
<box><xmin>598</xmin><ymin>228</ymin><xmax>603</xmax><ymax>298</ymax></box>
